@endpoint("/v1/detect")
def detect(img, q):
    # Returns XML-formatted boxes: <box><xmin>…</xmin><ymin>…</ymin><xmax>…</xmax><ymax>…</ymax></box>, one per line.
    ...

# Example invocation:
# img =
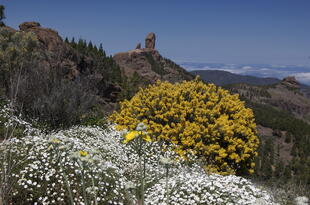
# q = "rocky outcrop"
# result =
<box><xmin>113</xmin><ymin>33</ymin><xmax>193</xmax><ymax>84</ymax></box>
<box><xmin>145</xmin><ymin>32</ymin><xmax>156</xmax><ymax>49</ymax></box>
<box><xmin>281</xmin><ymin>76</ymin><xmax>300</xmax><ymax>89</ymax></box>
<box><xmin>18</xmin><ymin>22</ymin><xmax>92</xmax><ymax>80</ymax></box>
<box><xmin>16</xmin><ymin>22</ymin><xmax>121</xmax><ymax>102</ymax></box>
<box><xmin>19</xmin><ymin>21</ymin><xmax>41</xmax><ymax>30</ymax></box>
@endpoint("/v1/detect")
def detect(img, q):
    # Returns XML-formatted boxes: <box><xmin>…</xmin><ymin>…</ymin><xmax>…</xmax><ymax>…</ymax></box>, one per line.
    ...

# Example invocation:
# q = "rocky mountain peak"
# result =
<box><xmin>145</xmin><ymin>32</ymin><xmax>156</xmax><ymax>49</ymax></box>
<box><xmin>281</xmin><ymin>76</ymin><xmax>300</xmax><ymax>88</ymax></box>
<box><xmin>19</xmin><ymin>21</ymin><xmax>41</xmax><ymax>30</ymax></box>
<box><xmin>113</xmin><ymin>33</ymin><xmax>193</xmax><ymax>84</ymax></box>
<box><xmin>19</xmin><ymin>21</ymin><xmax>66</xmax><ymax>55</ymax></box>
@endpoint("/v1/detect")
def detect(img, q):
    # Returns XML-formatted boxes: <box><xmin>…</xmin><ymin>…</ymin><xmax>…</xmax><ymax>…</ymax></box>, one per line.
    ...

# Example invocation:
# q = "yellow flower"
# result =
<box><xmin>142</xmin><ymin>135</ymin><xmax>152</xmax><ymax>142</ymax></box>
<box><xmin>110</xmin><ymin>78</ymin><xmax>259</xmax><ymax>175</ymax></box>
<box><xmin>123</xmin><ymin>131</ymin><xmax>152</xmax><ymax>143</ymax></box>
<box><xmin>49</xmin><ymin>137</ymin><xmax>61</xmax><ymax>144</ymax></box>
<box><xmin>123</xmin><ymin>131</ymin><xmax>139</xmax><ymax>143</ymax></box>
<box><xmin>79</xmin><ymin>150</ymin><xmax>88</xmax><ymax>157</ymax></box>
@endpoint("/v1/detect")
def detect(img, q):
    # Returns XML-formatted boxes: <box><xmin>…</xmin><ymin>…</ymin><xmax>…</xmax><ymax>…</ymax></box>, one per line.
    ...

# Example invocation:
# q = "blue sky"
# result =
<box><xmin>2</xmin><ymin>0</ymin><xmax>310</xmax><ymax>66</ymax></box>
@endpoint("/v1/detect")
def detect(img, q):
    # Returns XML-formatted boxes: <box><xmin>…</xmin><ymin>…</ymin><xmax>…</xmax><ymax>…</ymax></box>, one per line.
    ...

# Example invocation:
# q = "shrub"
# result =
<box><xmin>110</xmin><ymin>78</ymin><xmax>259</xmax><ymax>175</ymax></box>
<box><xmin>0</xmin><ymin>126</ymin><xmax>128</xmax><ymax>204</ymax></box>
<box><xmin>145</xmin><ymin>170</ymin><xmax>276</xmax><ymax>205</ymax></box>
<box><xmin>0</xmin><ymin>28</ymin><xmax>106</xmax><ymax>129</ymax></box>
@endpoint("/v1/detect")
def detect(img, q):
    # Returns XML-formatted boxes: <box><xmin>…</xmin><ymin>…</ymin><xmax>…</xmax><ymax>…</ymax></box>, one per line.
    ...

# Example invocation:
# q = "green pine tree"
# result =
<box><xmin>64</xmin><ymin>37</ymin><xmax>69</xmax><ymax>44</ymax></box>
<box><xmin>0</xmin><ymin>5</ymin><xmax>5</xmax><ymax>26</ymax></box>
<box><xmin>99</xmin><ymin>43</ymin><xmax>104</xmax><ymax>56</ymax></box>
<box><xmin>88</xmin><ymin>41</ymin><xmax>93</xmax><ymax>50</ymax></box>
<box><xmin>93</xmin><ymin>45</ymin><xmax>98</xmax><ymax>52</ymax></box>
<box><xmin>71</xmin><ymin>37</ymin><xmax>75</xmax><ymax>44</ymax></box>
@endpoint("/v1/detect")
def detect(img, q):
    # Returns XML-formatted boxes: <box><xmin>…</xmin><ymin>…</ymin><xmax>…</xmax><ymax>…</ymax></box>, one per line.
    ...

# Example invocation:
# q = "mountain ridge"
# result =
<box><xmin>191</xmin><ymin>69</ymin><xmax>280</xmax><ymax>86</ymax></box>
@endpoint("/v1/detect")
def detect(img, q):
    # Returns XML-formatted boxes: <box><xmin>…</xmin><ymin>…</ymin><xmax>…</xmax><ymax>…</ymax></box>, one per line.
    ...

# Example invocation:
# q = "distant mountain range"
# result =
<box><xmin>181</xmin><ymin>62</ymin><xmax>310</xmax><ymax>86</ymax></box>
<box><xmin>191</xmin><ymin>70</ymin><xmax>280</xmax><ymax>86</ymax></box>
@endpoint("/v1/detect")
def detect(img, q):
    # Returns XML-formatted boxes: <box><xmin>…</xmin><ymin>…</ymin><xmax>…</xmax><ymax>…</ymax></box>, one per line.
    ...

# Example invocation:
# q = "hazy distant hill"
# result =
<box><xmin>191</xmin><ymin>70</ymin><xmax>280</xmax><ymax>86</ymax></box>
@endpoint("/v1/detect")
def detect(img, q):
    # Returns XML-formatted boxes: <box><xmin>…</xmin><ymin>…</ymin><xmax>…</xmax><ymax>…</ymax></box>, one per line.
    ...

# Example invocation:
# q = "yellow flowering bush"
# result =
<box><xmin>110</xmin><ymin>78</ymin><xmax>259</xmax><ymax>175</ymax></box>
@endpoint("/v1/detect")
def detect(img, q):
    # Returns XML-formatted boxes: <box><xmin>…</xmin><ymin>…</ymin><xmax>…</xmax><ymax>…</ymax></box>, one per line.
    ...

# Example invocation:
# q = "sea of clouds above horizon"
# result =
<box><xmin>181</xmin><ymin>62</ymin><xmax>310</xmax><ymax>85</ymax></box>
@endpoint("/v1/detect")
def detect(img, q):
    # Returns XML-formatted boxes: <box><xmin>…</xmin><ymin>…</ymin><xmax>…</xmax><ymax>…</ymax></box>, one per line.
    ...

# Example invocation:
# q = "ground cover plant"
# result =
<box><xmin>0</xmin><ymin>111</ymin><xmax>279</xmax><ymax>204</ymax></box>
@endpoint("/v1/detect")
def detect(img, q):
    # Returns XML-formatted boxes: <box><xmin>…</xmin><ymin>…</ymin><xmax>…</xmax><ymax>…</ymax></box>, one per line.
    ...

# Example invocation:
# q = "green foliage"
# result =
<box><xmin>0</xmin><ymin>30</ymin><xmax>111</xmax><ymax>129</ymax></box>
<box><xmin>79</xmin><ymin>106</ymin><xmax>109</xmax><ymax>128</ymax></box>
<box><xmin>255</xmin><ymin>137</ymin><xmax>274</xmax><ymax>179</ymax></box>
<box><xmin>224</xmin><ymin>83</ymin><xmax>272</xmax><ymax>99</ymax></box>
<box><xmin>163</xmin><ymin>57</ymin><xmax>194</xmax><ymax>80</ymax></box>
<box><xmin>66</xmin><ymin>38</ymin><xmax>121</xmax><ymax>85</ymax></box>
<box><xmin>65</xmin><ymin>37</ymin><xmax>147</xmax><ymax>102</ymax></box>
<box><xmin>117</xmin><ymin>72</ymin><xmax>149</xmax><ymax>101</ymax></box>
<box><xmin>0</xmin><ymin>28</ymin><xmax>41</xmax><ymax>97</ymax></box>
<box><xmin>245</xmin><ymin>100</ymin><xmax>310</xmax><ymax>187</ymax></box>
<box><xmin>247</xmin><ymin>101</ymin><xmax>310</xmax><ymax>138</ymax></box>
<box><xmin>145</xmin><ymin>53</ymin><xmax>168</xmax><ymax>76</ymax></box>
<box><xmin>0</xmin><ymin>5</ymin><xmax>5</xmax><ymax>26</ymax></box>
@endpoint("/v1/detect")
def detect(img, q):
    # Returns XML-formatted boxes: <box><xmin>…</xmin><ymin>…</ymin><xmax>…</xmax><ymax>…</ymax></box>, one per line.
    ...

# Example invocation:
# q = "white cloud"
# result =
<box><xmin>270</xmin><ymin>64</ymin><xmax>289</xmax><ymax>68</ymax></box>
<box><xmin>260</xmin><ymin>68</ymin><xmax>270</xmax><ymax>71</ymax></box>
<box><xmin>294</xmin><ymin>72</ymin><xmax>310</xmax><ymax>84</ymax></box>
<box><xmin>241</xmin><ymin>66</ymin><xmax>253</xmax><ymax>70</ymax></box>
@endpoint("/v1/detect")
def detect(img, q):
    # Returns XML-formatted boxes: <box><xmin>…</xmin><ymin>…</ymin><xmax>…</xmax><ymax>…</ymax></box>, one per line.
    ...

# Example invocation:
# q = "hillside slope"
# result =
<box><xmin>222</xmin><ymin>78</ymin><xmax>310</xmax><ymax>184</ymax></box>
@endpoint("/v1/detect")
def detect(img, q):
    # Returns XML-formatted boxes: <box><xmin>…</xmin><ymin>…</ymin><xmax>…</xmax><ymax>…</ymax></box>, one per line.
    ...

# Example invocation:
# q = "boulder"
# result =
<box><xmin>145</xmin><ymin>32</ymin><xmax>156</xmax><ymax>49</ymax></box>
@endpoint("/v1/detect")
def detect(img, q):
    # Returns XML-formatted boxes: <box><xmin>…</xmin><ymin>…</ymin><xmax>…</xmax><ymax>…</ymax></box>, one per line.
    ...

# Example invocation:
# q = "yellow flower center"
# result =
<box><xmin>79</xmin><ymin>150</ymin><xmax>88</xmax><ymax>157</ymax></box>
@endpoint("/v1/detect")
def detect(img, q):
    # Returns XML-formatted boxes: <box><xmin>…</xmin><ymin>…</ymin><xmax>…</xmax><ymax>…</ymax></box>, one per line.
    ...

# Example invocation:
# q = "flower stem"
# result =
<box><xmin>165</xmin><ymin>165</ymin><xmax>169</xmax><ymax>204</ymax></box>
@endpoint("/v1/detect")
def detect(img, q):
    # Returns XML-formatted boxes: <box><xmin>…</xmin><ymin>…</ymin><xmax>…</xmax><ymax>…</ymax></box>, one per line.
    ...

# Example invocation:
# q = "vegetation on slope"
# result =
<box><xmin>225</xmin><ymin>83</ymin><xmax>310</xmax><ymax>188</ymax></box>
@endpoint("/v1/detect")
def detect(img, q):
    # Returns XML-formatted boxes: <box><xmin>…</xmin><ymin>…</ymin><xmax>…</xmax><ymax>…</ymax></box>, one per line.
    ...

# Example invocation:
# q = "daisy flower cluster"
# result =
<box><xmin>1</xmin><ymin>126</ymin><xmax>128</xmax><ymax>204</ymax></box>
<box><xmin>1</xmin><ymin>107</ymin><xmax>281</xmax><ymax>204</ymax></box>
<box><xmin>145</xmin><ymin>168</ymin><xmax>279</xmax><ymax>205</ymax></box>
<box><xmin>0</xmin><ymin>104</ymin><xmax>41</xmax><ymax>137</ymax></box>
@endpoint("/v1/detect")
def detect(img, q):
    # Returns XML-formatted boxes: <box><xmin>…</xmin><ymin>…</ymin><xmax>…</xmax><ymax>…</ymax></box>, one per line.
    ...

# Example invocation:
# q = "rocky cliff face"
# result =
<box><xmin>18</xmin><ymin>22</ymin><xmax>121</xmax><ymax>100</ymax></box>
<box><xmin>113</xmin><ymin>33</ymin><xmax>193</xmax><ymax>84</ymax></box>
<box><xmin>18</xmin><ymin>22</ymin><xmax>93</xmax><ymax>80</ymax></box>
